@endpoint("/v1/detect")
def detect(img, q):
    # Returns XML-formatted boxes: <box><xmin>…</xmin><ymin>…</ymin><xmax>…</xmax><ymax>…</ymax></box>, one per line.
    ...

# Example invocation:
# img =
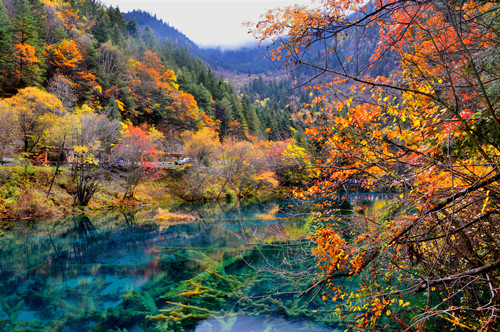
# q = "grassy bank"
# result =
<box><xmin>0</xmin><ymin>165</ymin><xmax>280</xmax><ymax>221</ymax></box>
<box><xmin>0</xmin><ymin>165</ymin><xmax>172</xmax><ymax>221</ymax></box>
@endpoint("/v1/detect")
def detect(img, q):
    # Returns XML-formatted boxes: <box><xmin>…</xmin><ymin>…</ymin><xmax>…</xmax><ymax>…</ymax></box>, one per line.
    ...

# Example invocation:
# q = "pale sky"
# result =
<box><xmin>101</xmin><ymin>0</ymin><xmax>312</xmax><ymax>49</ymax></box>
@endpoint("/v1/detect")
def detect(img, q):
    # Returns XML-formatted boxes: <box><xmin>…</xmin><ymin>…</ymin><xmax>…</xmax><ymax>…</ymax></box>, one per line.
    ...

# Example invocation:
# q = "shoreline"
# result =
<box><xmin>0</xmin><ymin>165</ymin><xmax>281</xmax><ymax>223</ymax></box>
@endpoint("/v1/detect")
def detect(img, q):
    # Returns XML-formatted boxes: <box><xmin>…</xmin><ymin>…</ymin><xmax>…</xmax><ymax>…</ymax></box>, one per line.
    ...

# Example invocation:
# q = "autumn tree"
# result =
<box><xmin>170</xmin><ymin>127</ymin><xmax>222</xmax><ymax>201</ymax></box>
<box><xmin>43</xmin><ymin>110</ymin><xmax>81</xmax><ymax>197</ymax></box>
<box><xmin>277</xmin><ymin>140</ymin><xmax>312</xmax><ymax>186</ymax></box>
<box><xmin>127</xmin><ymin>50</ymin><xmax>201</xmax><ymax>130</ymax></box>
<box><xmin>45</xmin><ymin>39</ymin><xmax>83</xmax><ymax>77</ymax></box>
<box><xmin>216</xmin><ymin>138</ymin><xmax>271</xmax><ymax>198</ymax></box>
<box><xmin>6</xmin><ymin>87</ymin><xmax>64</xmax><ymax>156</ymax></box>
<box><xmin>252</xmin><ymin>0</ymin><xmax>500</xmax><ymax>330</ymax></box>
<box><xmin>0</xmin><ymin>100</ymin><xmax>16</xmax><ymax>159</ymax></box>
<box><xmin>70</xmin><ymin>106</ymin><xmax>120</xmax><ymax>206</ymax></box>
<box><xmin>110</xmin><ymin>123</ymin><xmax>161</xmax><ymax>199</ymax></box>
<box><xmin>180</xmin><ymin>127</ymin><xmax>220</xmax><ymax>166</ymax></box>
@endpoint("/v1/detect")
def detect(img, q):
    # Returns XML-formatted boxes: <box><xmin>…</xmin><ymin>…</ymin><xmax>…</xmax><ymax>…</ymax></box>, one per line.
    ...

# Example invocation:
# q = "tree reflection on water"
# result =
<box><xmin>0</xmin><ymin>195</ymin><xmax>393</xmax><ymax>331</ymax></box>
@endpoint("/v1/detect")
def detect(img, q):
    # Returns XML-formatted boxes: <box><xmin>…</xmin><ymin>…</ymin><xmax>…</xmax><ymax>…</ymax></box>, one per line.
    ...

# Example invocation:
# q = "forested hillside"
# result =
<box><xmin>0</xmin><ymin>0</ymin><xmax>316</xmax><ymax>218</ymax></box>
<box><xmin>122</xmin><ymin>5</ymin><xmax>399</xmax><ymax>144</ymax></box>
<box><xmin>0</xmin><ymin>0</ymin><xmax>282</xmax><ymax>144</ymax></box>
<box><xmin>123</xmin><ymin>9</ymin><xmax>304</xmax><ymax>140</ymax></box>
<box><xmin>0</xmin><ymin>0</ymin><xmax>401</xmax><ymax>161</ymax></box>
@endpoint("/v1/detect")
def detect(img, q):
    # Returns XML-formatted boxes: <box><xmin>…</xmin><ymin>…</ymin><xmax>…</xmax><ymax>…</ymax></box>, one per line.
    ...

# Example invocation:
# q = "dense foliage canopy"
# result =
<box><xmin>251</xmin><ymin>0</ymin><xmax>500</xmax><ymax>330</ymax></box>
<box><xmin>0</xmin><ymin>0</ymin><xmax>285</xmax><ymax>141</ymax></box>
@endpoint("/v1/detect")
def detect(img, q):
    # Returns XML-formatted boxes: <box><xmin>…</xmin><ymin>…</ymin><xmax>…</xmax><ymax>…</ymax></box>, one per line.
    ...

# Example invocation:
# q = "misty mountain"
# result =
<box><xmin>124</xmin><ymin>10</ymin><xmax>277</xmax><ymax>75</ymax></box>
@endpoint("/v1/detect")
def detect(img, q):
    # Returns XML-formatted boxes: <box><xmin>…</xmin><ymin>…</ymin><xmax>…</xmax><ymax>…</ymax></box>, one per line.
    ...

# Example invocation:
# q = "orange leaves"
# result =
<box><xmin>199</xmin><ymin>111</ymin><xmax>220</xmax><ymax>132</ymax></box>
<box><xmin>311</xmin><ymin>226</ymin><xmax>365</xmax><ymax>277</ymax></box>
<box><xmin>249</xmin><ymin>0</ymin><xmax>381</xmax><ymax>67</ymax></box>
<box><xmin>13</xmin><ymin>43</ymin><xmax>39</xmax><ymax>65</ymax></box>
<box><xmin>140</xmin><ymin>51</ymin><xmax>179</xmax><ymax>91</ymax></box>
<box><xmin>249</xmin><ymin>2</ymin><xmax>329</xmax><ymax>64</ymax></box>
<box><xmin>304</xmin><ymin>127</ymin><xmax>320</xmax><ymax>139</ymax></box>
<box><xmin>46</xmin><ymin>40</ymin><xmax>83</xmax><ymax>72</ymax></box>
<box><xmin>166</xmin><ymin>90</ymin><xmax>200</xmax><ymax>123</ymax></box>
<box><xmin>126</xmin><ymin>51</ymin><xmax>200</xmax><ymax>126</ymax></box>
<box><xmin>77</xmin><ymin>70</ymin><xmax>102</xmax><ymax>95</ymax></box>
<box><xmin>311</xmin><ymin>227</ymin><xmax>348</xmax><ymax>272</ymax></box>
<box><xmin>129</xmin><ymin>51</ymin><xmax>179</xmax><ymax>93</ymax></box>
<box><xmin>62</xmin><ymin>9</ymin><xmax>81</xmax><ymax>30</ymax></box>
<box><xmin>254</xmin><ymin>0</ymin><xmax>500</xmax><ymax>330</ymax></box>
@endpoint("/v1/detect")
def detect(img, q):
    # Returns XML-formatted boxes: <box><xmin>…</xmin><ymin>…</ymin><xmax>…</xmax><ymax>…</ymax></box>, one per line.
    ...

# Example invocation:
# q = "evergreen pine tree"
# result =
<box><xmin>105</xmin><ymin>97</ymin><xmax>121</xmax><ymax>119</ymax></box>
<box><xmin>92</xmin><ymin>9</ymin><xmax>110</xmax><ymax>44</ymax></box>
<box><xmin>29</xmin><ymin>0</ymin><xmax>46</xmax><ymax>41</ymax></box>
<box><xmin>126</xmin><ymin>18</ymin><xmax>140</xmax><ymax>38</ymax></box>
<box><xmin>13</xmin><ymin>0</ymin><xmax>39</xmax><ymax>47</ymax></box>
<box><xmin>241</xmin><ymin>96</ymin><xmax>260</xmax><ymax>136</ymax></box>
<box><xmin>142</xmin><ymin>26</ymin><xmax>159</xmax><ymax>51</ymax></box>
<box><xmin>0</xmin><ymin>1</ymin><xmax>13</xmax><ymax>94</ymax></box>
<box><xmin>107</xmin><ymin>7</ymin><xmax>126</xmax><ymax>33</ymax></box>
<box><xmin>12</xmin><ymin>0</ymin><xmax>45</xmax><ymax>88</ymax></box>
<box><xmin>217</xmin><ymin>96</ymin><xmax>233</xmax><ymax>138</ymax></box>
<box><xmin>53</xmin><ymin>25</ymin><xmax>68</xmax><ymax>43</ymax></box>
<box><xmin>110</xmin><ymin>24</ymin><xmax>126</xmax><ymax>48</ymax></box>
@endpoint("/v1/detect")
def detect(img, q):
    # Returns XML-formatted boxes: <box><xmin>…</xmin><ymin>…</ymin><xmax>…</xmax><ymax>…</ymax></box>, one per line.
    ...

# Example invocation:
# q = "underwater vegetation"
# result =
<box><xmin>92</xmin><ymin>245</ymin><xmax>351</xmax><ymax>332</ymax></box>
<box><xmin>0</xmin><ymin>197</ymin><xmax>394</xmax><ymax>331</ymax></box>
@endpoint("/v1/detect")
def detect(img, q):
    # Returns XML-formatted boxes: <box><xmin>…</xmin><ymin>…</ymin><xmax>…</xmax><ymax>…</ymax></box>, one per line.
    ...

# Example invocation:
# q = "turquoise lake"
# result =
<box><xmin>0</xmin><ymin>194</ymin><xmax>393</xmax><ymax>331</ymax></box>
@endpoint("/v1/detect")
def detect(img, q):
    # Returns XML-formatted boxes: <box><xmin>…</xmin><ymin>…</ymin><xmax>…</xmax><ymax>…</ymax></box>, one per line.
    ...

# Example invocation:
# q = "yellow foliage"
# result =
<box><xmin>146</xmin><ymin>314</ymin><xmax>168</xmax><ymax>321</ymax></box>
<box><xmin>75</xmin><ymin>104</ymin><xmax>95</xmax><ymax>115</ymax></box>
<box><xmin>253</xmin><ymin>171</ymin><xmax>279</xmax><ymax>188</ymax></box>
<box><xmin>6</xmin><ymin>87</ymin><xmax>65</xmax><ymax>152</ymax></box>
<box><xmin>181</xmin><ymin>127</ymin><xmax>221</xmax><ymax>164</ymax></box>
<box><xmin>115</xmin><ymin>99</ymin><xmax>125</xmax><ymax>112</ymax></box>
<box><xmin>8</xmin><ymin>87</ymin><xmax>64</xmax><ymax>115</ymax></box>
<box><xmin>154</xmin><ymin>208</ymin><xmax>199</xmax><ymax>223</ymax></box>
<box><xmin>147</xmin><ymin>126</ymin><xmax>165</xmax><ymax>149</ymax></box>
<box><xmin>178</xmin><ymin>289</ymin><xmax>208</xmax><ymax>297</ymax></box>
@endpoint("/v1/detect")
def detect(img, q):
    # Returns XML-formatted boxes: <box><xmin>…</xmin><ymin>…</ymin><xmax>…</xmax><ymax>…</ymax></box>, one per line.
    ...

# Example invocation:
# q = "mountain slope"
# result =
<box><xmin>124</xmin><ymin>10</ymin><xmax>277</xmax><ymax>75</ymax></box>
<box><xmin>124</xmin><ymin>10</ymin><xmax>200</xmax><ymax>53</ymax></box>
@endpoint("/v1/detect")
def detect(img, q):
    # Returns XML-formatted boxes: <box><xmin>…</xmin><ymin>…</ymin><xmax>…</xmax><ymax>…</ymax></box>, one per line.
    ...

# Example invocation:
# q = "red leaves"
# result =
<box><xmin>118</xmin><ymin>124</ymin><xmax>158</xmax><ymax>163</ymax></box>
<box><xmin>459</xmin><ymin>109</ymin><xmax>472</xmax><ymax>119</ymax></box>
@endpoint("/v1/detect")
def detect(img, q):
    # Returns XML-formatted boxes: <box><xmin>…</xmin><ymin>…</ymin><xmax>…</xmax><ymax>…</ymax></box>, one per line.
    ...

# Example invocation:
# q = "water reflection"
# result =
<box><xmin>0</xmin><ymin>194</ymin><xmax>393</xmax><ymax>331</ymax></box>
<box><xmin>196</xmin><ymin>314</ymin><xmax>338</xmax><ymax>332</ymax></box>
